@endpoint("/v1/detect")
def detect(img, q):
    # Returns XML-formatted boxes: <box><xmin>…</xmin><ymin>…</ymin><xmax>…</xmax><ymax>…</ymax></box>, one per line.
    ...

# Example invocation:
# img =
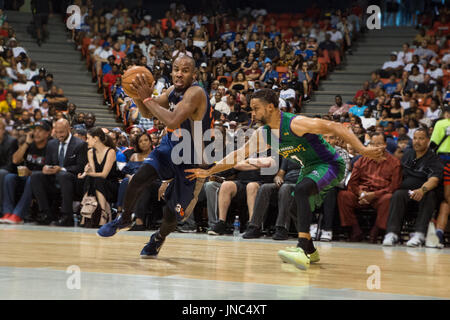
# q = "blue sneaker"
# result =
<box><xmin>140</xmin><ymin>232</ymin><xmax>165</xmax><ymax>259</ymax></box>
<box><xmin>97</xmin><ymin>215</ymin><xmax>131</xmax><ymax>237</ymax></box>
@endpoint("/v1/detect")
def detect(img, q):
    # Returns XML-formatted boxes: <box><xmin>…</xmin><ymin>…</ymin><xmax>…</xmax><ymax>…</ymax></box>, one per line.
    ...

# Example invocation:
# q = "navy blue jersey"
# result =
<box><xmin>143</xmin><ymin>82</ymin><xmax>213</xmax><ymax>221</ymax></box>
<box><xmin>166</xmin><ymin>83</ymin><xmax>214</xmax><ymax>166</ymax></box>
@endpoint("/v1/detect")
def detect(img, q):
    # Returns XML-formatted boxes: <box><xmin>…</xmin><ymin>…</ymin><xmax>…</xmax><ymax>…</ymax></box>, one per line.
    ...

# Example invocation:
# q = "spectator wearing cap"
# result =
<box><xmin>381</xmin><ymin>52</ymin><xmax>404</xmax><ymax>78</ymax></box>
<box><xmin>0</xmin><ymin>120</ymin><xmax>51</xmax><ymax>224</ymax></box>
<box><xmin>38</xmin><ymin>72</ymin><xmax>53</xmax><ymax>94</ymax></box>
<box><xmin>0</xmin><ymin>118</ymin><xmax>18</xmax><ymax>216</ymax></box>
<box><xmin>94</xmin><ymin>41</ymin><xmax>114</xmax><ymax>78</ymax></box>
<box><xmin>426</xmin><ymin>61</ymin><xmax>443</xmax><ymax>85</ymax></box>
<box><xmin>8</xmin><ymin>38</ymin><xmax>26</xmax><ymax>58</ymax></box>
<box><xmin>326</xmin><ymin>25</ymin><xmax>343</xmax><ymax>47</ymax></box>
<box><xmin>31</xmin><ymin>67</ymin><xmax>46</xmax><ymax>84</ymax></box>
<box><xmin>30</xmin><ymin>119</ymin><xmax>87</xmax><ymax>226</ymax></box>
<box><xmin>73</xmin><ymin>127</ymin><xmax>87</xmax><ymax>142</ymax></box>
<box><xmin>279</xmin><ymin>79</ymin><xmax>296</xmax><ymax>107</ymax></box>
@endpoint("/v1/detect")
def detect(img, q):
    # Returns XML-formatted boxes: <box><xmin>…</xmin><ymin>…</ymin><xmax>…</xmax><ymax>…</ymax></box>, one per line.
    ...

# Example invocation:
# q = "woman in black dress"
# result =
<box><xmin>79</xmin><ymin>127</ymin><xmax>119</xmax><ymax>226</ymax></box>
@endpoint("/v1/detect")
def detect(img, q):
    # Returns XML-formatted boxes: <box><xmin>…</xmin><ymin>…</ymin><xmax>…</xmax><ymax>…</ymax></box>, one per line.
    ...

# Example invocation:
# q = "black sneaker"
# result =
<box><xmin>272</xmin><ymin>226</ymin><xmax>289</xmax><ymax>240</ymax></box>
<box><xmin>242</xmin><ymin>225</ymin><xmax>262</xmax><ymax>239</ymax></box>
<box><xmin>177</xmin><ymin>223</ymin><xmax>197</xmax><ymax>233</ymax></box>
<box><xmin>208</xmin><ymin>220</ymin><xmax>226</xmax><ymax>235</ymax></box>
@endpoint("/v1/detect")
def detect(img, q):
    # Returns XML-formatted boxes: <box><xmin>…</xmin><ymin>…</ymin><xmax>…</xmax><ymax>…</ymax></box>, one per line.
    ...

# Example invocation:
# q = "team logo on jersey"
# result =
<box><xmin>311</xmin><ymin>170</ymin><xmax>320</xmax><ymax>178</ymax></box>
<box><xmin>175</xmin><ymin>203</ymin><xmax>185</xmax><ymax>217</ymax></box>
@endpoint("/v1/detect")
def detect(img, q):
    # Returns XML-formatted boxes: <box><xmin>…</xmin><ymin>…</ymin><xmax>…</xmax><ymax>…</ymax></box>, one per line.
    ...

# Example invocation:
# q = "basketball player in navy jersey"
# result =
<box><xmin>98</xmin><ymin>55</ymin><xmax>214</xmax><ymax>258</ymax></box>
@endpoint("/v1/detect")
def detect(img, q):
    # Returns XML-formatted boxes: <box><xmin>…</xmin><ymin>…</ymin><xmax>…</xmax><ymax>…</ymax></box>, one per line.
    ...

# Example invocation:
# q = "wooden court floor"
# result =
<box><xmin>1</xmin><ymin>225</ymin><xmax>449</xmax><ymax>299</ymax></box>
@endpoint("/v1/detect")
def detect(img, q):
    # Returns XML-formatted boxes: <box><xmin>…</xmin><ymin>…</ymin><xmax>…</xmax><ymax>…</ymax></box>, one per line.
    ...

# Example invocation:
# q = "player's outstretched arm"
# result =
<box><xmin>185</xmin><ymin>127</ymin><xmax>269</xmax><ymax>180</ymax></box>
<box><xmin>290</xmin><ymin>116</ymin><xmax>385</xmax><ymax>160</ymax></box>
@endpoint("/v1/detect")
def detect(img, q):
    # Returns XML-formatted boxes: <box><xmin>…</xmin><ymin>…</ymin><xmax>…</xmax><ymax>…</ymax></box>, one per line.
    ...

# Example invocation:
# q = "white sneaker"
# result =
<box><xmin>382</xmin><ymin>232</ymin><xmax>398</xmax><ymax>246</ymax></box>
<box><xmin>406</xmin><ymin>232</ymin><xmax>425</xmax><ymax>247</ymax></box>
<box><xmin>310</xmin><ymin>224</ymin><xmax>318</xmax><ymax>239</ymax></box>
<box><xmin>320</xmin><ymin>230</ymin><xmax>332</xmax><ymax>242</ymax></box>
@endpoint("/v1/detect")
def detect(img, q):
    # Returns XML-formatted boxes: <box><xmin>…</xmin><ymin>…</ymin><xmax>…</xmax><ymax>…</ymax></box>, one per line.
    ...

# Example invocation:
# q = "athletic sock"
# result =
<box><xmin>297</xmin><ymin>237</ymin><xmax>316</xmax><ymax>254</ymax></box>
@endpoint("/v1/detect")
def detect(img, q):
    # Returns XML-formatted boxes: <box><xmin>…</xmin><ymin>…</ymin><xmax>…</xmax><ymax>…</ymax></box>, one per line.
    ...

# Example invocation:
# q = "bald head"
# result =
<box><xmin>174</xmin><ymin>55</ymin><xmax>195</xmax><ymax>70</ymax></box>
<box><xmin>54</xmin><ymin>119</ymin><xmax>70</xmax><ymax>142</ymax></box>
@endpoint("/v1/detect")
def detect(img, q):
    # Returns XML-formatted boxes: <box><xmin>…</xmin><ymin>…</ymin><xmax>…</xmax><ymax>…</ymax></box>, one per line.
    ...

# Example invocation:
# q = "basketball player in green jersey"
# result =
<box><xmin>186</xmin><ymin>89</ymin><xmax>385</xmax><ymax>270</ymax></box>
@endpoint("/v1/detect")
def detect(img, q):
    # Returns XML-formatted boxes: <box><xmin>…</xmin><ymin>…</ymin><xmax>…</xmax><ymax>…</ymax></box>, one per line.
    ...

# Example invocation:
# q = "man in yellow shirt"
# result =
<box><xmin>430</xmin><ymin>106</ymin><xmax>450</xmax><ymax>247</ymax></box>
<box><xmin>0</xmin><ymin>92</ymin><xmax>16</xmax><ymax>114</ymax></box>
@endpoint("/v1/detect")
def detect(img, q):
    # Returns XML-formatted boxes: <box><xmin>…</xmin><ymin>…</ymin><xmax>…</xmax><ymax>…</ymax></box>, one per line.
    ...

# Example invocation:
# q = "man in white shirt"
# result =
<box><xmin>94</xmin><ymin>42</ymin><xmax>114</xmax><ymax>76</ymax></box>
<box><xmin>12</xmin><ymin>74</ymin><xmax>35</xmax><ymax>99</ymax></box>
<box><xmin>279</xmin><ymin>80</ymin><xmax>296</xmax><ymax>107</ymax></box>
<box><xmin>361</xmin><ymin>108</ymin><xmax>377</xmax><ymax>130</ymax></box>
<box><xmin>8</xmin><ymin>38</ymin><xmax>27</xmax><ymax>58</ymax></box>
<box><xmin>212</xmin><ymin>42</ymin><xmax>232</xmax><ymax>59</ymax></box>
<box><xmin>424</xmin><ymin>97</ymin><xmax>442</xmax><ymax>120</ymax></box>
<box><xmin>175</xmin><ymin>12</ymin><xmax>189</xmax><ymax>32</ymax></box>
<box><xmin>397</xmin><ymin>43</ymin><xmax>412</xmax><ymax>65</ymax></box>
<box><xmin>426</xmin><ymin>61</ymin><xmax>443</xmax><ymax>84</ymax></box>
<box><xmin>23</xmin><ymin>92</ymin><xmax>39</xmax><ymax>112</ymax></box>
<box><xmin>381</xmin><ymin>52</ymin><xmax>404</xmax><ymax>77</ymax></box>
<box><xmin>404</xmin><ymin>54</ymin><xmax>425</xmax><ymax>73</ymax></box>
<box><xmin>214</xmin><ymin>95</ymin><xmax>231</xmax><ymax>115</ymax></box>
<box><xmin>326</xmin><ymin>26</ymin><xmax>343</xmax><ymax>47</ymax></box>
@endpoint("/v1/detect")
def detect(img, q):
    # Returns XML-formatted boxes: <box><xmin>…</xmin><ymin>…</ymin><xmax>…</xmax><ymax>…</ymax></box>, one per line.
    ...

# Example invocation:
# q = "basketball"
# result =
<box><xmin>121</xmin><ymin>66</ymin><xmax>154</xmax><ymax>98</ymax></box>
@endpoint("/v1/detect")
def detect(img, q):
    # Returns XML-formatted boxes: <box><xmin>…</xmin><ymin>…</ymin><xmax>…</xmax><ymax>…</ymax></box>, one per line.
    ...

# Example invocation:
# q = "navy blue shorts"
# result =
<box><xmin>143</xmin><ymin>135</ymin><xmax>205</xmax><ymax>221</ymax></box>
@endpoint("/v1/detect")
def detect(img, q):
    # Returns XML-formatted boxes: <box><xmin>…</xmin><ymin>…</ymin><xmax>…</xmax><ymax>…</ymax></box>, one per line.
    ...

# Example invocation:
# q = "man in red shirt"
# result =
<box><xmin>103</xmin><ymin>64</ymin><xmax>121</xmax><ymax>92</ymax></box>
<box><xmin>353</xmin><ymin>81</ymin><xmax>375</xmax><ymax>104</ymax></box>
<box><xmin>245</xmin><ymin>61</ymin><xmax>262</xmax><ymax>83</ymax></box>
<box><xmin>338</xmin><ymin>133</ymin><xmax>402</xmax><ymax>242</ymax></box>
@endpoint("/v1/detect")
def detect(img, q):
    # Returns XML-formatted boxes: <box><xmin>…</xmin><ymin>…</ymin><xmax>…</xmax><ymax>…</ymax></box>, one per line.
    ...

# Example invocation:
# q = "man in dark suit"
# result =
<box><xmin>0</xmin><ymin>119</ymin><xmax>18</xmax><ymax>216</ymax></box>
<box><xmin>31</xmin><ymin>119</ymin><xmax>87</xmax><ymax>226</ymax></box>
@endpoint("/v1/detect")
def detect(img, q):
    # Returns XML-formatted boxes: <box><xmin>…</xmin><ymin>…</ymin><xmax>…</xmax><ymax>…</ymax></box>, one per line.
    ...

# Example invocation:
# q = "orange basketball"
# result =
<box><xmin>121</xmin><ymin>66</ymin><xmax>154</xmax><ymax>98</ymax></box>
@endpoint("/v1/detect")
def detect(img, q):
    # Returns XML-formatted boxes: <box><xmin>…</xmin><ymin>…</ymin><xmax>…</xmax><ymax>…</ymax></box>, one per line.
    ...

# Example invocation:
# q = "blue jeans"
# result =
<box><xmin>3</xmin><ymin>173</ymin><xmax>33</xmax><ymax>218</ymax></box>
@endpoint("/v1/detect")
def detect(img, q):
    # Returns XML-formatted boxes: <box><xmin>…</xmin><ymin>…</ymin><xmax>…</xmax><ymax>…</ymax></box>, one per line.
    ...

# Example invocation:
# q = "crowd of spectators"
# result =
<box><xmin>0</xmin><ymin>2</ymin><xmax>449</xmax><ymax>248</ymax></box>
